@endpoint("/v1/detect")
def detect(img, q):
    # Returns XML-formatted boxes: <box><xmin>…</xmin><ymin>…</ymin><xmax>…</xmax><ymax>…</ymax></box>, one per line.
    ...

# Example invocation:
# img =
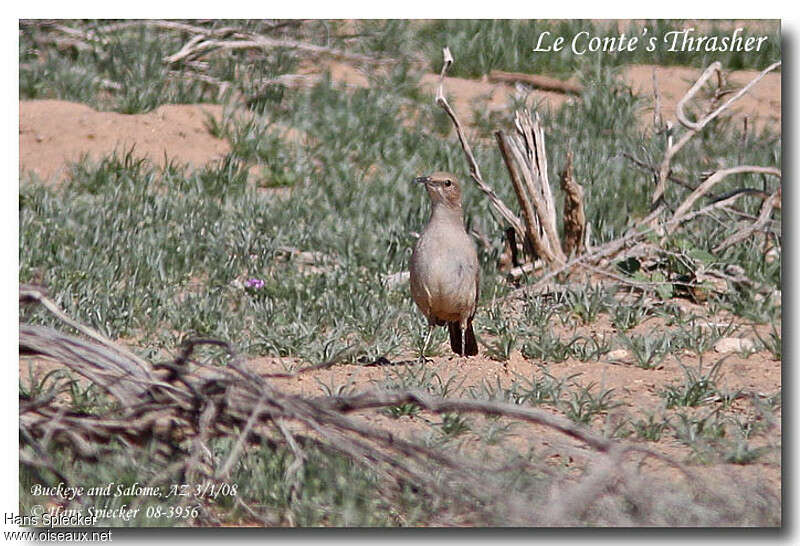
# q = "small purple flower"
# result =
<box><xmin>244</xmin><ymin>278</ymin><xmax>265</xmax><ymax>289</ymax></box>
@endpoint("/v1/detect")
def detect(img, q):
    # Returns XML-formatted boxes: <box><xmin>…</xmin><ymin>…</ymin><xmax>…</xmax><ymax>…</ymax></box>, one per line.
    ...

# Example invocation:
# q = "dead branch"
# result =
<box><xmin>560</xmin><ymin>150</ymin><xmax>586</xmax><ymax>257</ymax></box>
<box><xmin>164</xmin><ymin>34</ymin><xmax>389</xmax><ymax>67</ymax></box>
<box><xmin>20</xmin><ymin>285</ymin><xmax>152</xmax><ymax>375</ymax></box>
<box><xmin>714</xmin><ymin>187</ymin><xmax>781</xmax><ymax>252</ymax></box>
<box><xmin>328</xmin><ymin>389</ymin><xmax>611</xmax><ymax>452</ymax></box>
<box><xmin>20</xmin><ymin>325</ymin><xmax>155</xmax><ymax>407</ymax></box>
<box><xmin>651</xmin><ymin>61</ymin><xmax>781</xmax><ymax>216</ymax></box>
<box><xmin>528</xmin><ymin>178</ymin><xmax>779</xmax><ymax>294</ymax></box>
<box><xmin>508</xmin><ymin>110</ymin><xmax>566</xmax><ymax>267</ymax></box>
<box><xmin>739</xmin><ymin>116</ymin><xmax>750</xmax><ymax>164</ymax></box>
<box><xmin>27</xmin><ymin>20</ymin><xmax>387</xmax><ymax>67</ymax></box>
<box><xmin>495</xmin><ymin>131</ymin><xmax>543</xmax><ymax>260</ymax></box>
<box><xmin>652</xmin><ymin>68</ymin><xmax>663</xmax><ymax>131</ymax></box>
<box><xmin>96</xmin><ymin>20</ymin><xmax>301</xmax><ymax>36</ymax></box>
<box><xmin>488</xmin><ymin>70</ymin><xmax>583</xmax><ymax>95</ymax></box>
<box><xmin>622</xmin><ymin>152</ymin><xmax>699</xmax><ymax>195</ymax></box>
<box><xmin>542</xmin><ymin>451</ymin><xmax>620</xmax><ymax>524</ymax></box>
<box><xmin>506</xmin><ymin>262</ymin><xmax>538</xmax><ymax>281</ymax></box>
<box><xmin>525</xmin><ymin>207</ymin><xmax>657</xmax><ymax>291</ymax></box>
<box><xmin>436</xmin><ymin>44</ymin><xmax>657</xmax><ymax>286</ymax></box>
<box><xmin>493</xmin><ymin>108</ymin><xmax>572</xmax><ymax>270</ymax></box>
<box><xmin>621</xmin><ymin>154</ymin><xmax>775</xmax><ymax>225</ymax></box>
<box><xmin>436</xmin><ymin>49</ymin><xmax>597</xmax><ymax>274</ymax></box>
<box><xmin>675</xmin><ymin>61</ymin><xmax>781</xmax><ymax>132</ymax></box>
<box><xmin>433</xmin><ymin>47</ymin><xmax>527</xmax><ymax>244</ymax></box>
<box><xmin>668</xmin><ymin>166</ymin><xmax>781</xmax><ymax>234</ymax></box>
<box><xmin>19</xmin><ymin>286</ymin><xmax>718</xmax><ymax>525</ymax></box>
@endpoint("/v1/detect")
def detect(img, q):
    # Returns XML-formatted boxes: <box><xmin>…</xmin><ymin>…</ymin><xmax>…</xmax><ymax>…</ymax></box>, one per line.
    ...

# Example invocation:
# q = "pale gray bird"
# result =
<box><xmin>410</xmin><ymin>172</ymin><xmax>479</xmax><ymax>356</ymax></box>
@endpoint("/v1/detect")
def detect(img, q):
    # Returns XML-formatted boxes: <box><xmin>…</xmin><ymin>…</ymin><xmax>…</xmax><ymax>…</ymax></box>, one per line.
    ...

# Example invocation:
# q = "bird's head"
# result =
<box><xmin>413</xmin><ymin>171</ymin><xmax>463</xmax><ymax>210</ymax></box>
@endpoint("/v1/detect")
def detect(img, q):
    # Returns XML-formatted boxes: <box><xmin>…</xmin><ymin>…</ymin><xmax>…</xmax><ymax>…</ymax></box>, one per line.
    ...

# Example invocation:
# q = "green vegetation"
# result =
<box><xmin>19</xmin><ymin>19</ymin><xmax>781</xmax><ymax>526</ymax></box>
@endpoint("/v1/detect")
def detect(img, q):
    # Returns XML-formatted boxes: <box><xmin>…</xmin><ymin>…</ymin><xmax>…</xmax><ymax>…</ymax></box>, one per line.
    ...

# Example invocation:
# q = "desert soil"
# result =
<box><xmin>19</xmin><ymin>62</ymin><xmax>782</xmax><ymax>515</ymax></box>
<box><xmin>19</xmin><ymin>63</ymin><xmax>780</xmax><ymax>182</ymax></box>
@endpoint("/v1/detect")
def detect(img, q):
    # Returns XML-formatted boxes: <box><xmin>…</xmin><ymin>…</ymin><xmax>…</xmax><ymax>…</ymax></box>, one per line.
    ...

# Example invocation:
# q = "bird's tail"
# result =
<box><xmin>448</xmin><ymin>321</ymin><xmax>478</xmax><ymax>356</ymax></box>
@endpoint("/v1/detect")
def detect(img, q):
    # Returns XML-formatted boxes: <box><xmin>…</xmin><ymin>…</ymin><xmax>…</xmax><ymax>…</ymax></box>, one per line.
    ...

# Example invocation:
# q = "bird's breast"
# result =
<box><xmin>410</xmin><ymin>227</ymin><xmax>478</xmax><ymax>321</ymax></box>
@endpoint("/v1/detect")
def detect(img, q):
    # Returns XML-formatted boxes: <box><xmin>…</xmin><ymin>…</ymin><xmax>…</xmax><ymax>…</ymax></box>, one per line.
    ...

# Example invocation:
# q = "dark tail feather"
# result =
<box><xmin>449</xmin><ymin>322</ymin><xmax>478</xmax><ymax>356</ymax></box>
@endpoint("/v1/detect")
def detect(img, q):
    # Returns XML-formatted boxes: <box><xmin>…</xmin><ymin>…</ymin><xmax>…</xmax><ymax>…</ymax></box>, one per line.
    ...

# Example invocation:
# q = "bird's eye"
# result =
<box><xmin>444</xmin><ymin>180</ymin><xmax>452</xmax><ymax>187</ymax></box>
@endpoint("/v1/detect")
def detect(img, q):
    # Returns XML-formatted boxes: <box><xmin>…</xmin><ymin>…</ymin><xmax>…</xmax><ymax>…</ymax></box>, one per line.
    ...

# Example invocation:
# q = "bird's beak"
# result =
<box><xmin>413</xmin><ymin>176</ymin><xmax>431</xmax><ymax>185</ymax></box>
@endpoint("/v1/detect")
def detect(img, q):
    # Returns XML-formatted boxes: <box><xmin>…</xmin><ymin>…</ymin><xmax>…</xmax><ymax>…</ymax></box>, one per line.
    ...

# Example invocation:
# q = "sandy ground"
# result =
<box><xmin>19</xmin><ymin>101</ymin><xmax>230</xmax><ymax>182</ymax></box>
<box><xmin>19</xmin><ymin>60</ymin><xmax>782</xmax><ymax>516</ymax></box>
<box><xmin>19</xmin><ymin>63</ymin><xmax>780</xmax><ymax>183</ymax></box>
<box><xmin>20</xmin><ymin>298</ymin><xmax>782</xmax><ymax>498</ymax></box>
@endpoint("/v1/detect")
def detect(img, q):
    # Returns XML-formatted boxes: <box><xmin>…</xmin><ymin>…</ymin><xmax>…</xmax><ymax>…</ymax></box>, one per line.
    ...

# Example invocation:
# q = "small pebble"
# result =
<box><xmin>714</xmin><ymin>337</ymin><xmax>755</xmax><ymax>353</ymax></box>
<box><xmin>607</xmin><ymin>349</ymin><xmax>630</xmax><ymax>360</ymax></box>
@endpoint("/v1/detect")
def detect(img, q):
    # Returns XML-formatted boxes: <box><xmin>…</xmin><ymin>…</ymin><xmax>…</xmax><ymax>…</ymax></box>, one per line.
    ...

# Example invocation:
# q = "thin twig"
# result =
<box><xmin>165</xmin><ymin>35</ymin><xmax>390</xmax><ymax>66</ymax></box>
<box><xmin>652</xmin><ymin>67</ymin><xmax>663</xmax><ymax>131</ymax></box>
<box><xmin>433</xmin><ymin>47</ymin><xmax>526</xmax><ymax>242</ymax></box>
<box><xmin>669</xmin><ymin>166</ymin><xmax>781</xmax><ymax>233</ymax></box>
<box><xmin>713</xmin><ymin>188</ymin><xmax>781</xmax><ymax>252</ymax></box>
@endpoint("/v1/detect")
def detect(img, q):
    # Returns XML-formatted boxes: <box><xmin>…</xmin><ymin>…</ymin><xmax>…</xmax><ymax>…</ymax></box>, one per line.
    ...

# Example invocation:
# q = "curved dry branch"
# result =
<box><xmin>676</xmin><ymin>61</ymin><xmax>781</xmax><ymax>131</ymax></box>
<box><xmin>433</xmin><ymin>47</ymin><xmax>526</xmax><ymax>242</ymax></box>
<box><xmin>20</xmin><ymin>284</ymin><xmax>153</xmax><ymax>377</ymax></box>
<box><xmin>668</xmin><ymin>166</ymin><xmax>781</xmax><ymax>233</ymax></box>
<box><xmin>652</xmin><ymin>61</ymin><xmax>781</xmax><ymax>215</ymax></box>
<box><xmin>713</xmin><ymin>187</ymin><xmax>781</xmax><ymax>252</ymax></box>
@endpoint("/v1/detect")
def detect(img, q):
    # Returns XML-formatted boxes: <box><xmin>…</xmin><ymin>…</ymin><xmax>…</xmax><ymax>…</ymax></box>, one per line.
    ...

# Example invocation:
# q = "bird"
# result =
<box><xmin>409</xmin><ymin>171</ymin><xmax>479</xmax><ymax>357</ymax></box>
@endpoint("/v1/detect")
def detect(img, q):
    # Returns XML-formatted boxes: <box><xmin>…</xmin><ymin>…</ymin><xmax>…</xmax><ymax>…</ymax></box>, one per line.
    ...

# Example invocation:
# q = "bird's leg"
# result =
<box><xmin>424</xmin><ymin>325</ymin><xmax>434</xmax><ymax>354</ymax></box>
<box><xmin>420</xmin><ymin>323</ymin><xmax>434</xmax><ymax>362</ymax></box>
